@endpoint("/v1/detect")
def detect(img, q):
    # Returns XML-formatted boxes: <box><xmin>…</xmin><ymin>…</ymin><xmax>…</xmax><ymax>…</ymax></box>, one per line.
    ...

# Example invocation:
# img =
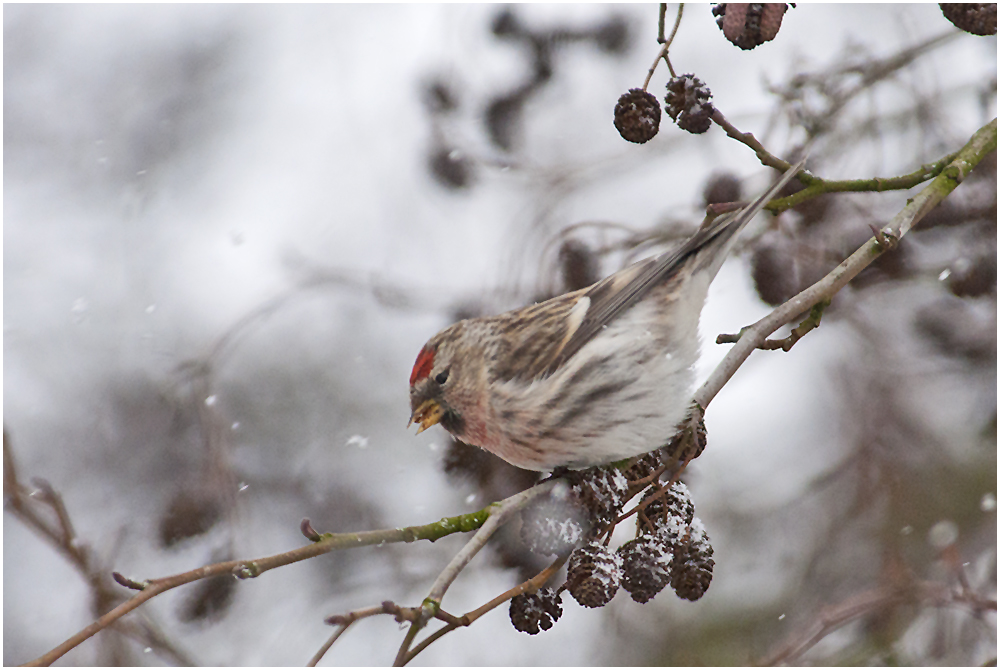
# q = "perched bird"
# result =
<box><xmin>409</xmin><ymin>160</ymin><xmax>804</xmax><ymax>471</ymax></box>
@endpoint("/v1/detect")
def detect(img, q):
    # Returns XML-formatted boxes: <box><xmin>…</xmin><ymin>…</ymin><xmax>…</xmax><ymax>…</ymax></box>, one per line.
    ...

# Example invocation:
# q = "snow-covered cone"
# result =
<box><xmin>664</xmin><ymin>74</ymin><xmax>714</xmax><ymax>134</ymax></box>
<box><xmin>640</xmin><ymin>481</ymin><xmax>695</xmax><ymax>534</ymax></box>
<box><xmin>568</xmin><ymin>465</ymin><xmax>631</xmax><ymax>527</ymax></box>
<box><xmin>566</xmin><ymin>540</ymin><xmax>622</xmax><ymax>608</ymax></box>
<box><xmin>509</xmin><ymin>588</ymin><xmax>563</xmax><ymax>634</ymax></box>
<box><xmin>670</xmin><ymin>517</ymin><xmax>715</xmax><ymax>601</ymax></box>
<box><xmin>619</xmin><ymin>530</ymin><xmax>674</xmax><ymax>604</ymax></box>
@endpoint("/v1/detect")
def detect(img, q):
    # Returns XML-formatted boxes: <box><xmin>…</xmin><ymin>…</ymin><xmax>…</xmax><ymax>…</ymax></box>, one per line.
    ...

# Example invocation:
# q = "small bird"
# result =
<box><xmin>409</xmin><ymin>160</ymin><xmax>804</xmax><ymax>471</ymax></box>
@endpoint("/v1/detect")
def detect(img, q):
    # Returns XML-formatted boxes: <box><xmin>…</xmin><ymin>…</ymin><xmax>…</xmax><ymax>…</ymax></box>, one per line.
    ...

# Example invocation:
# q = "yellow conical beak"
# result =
<box><xmin>408</xmin><ymin>399</ymin><xmax>444</xmax><ymax>434</ymax></box>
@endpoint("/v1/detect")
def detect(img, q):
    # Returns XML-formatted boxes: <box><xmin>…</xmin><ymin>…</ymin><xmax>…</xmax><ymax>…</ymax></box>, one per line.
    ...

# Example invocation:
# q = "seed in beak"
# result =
<box><xmin>409</xmin><ymin>399</ymin><xmax>444</xmax><ymax>434</ymax></box>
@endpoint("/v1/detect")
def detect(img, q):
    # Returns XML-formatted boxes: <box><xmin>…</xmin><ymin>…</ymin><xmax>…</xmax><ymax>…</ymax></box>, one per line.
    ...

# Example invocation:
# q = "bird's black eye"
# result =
<box><xmin>435</xmin><ymin>370</ymin><xmax>449</xmax><ymax>385</ymax></box>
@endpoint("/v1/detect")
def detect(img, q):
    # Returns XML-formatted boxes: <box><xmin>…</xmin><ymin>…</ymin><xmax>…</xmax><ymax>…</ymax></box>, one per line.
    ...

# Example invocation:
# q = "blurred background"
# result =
<box><xmin>4</xmin><ymin>4</ymin><xmax>996</xmax><ymax>666</ymax></box>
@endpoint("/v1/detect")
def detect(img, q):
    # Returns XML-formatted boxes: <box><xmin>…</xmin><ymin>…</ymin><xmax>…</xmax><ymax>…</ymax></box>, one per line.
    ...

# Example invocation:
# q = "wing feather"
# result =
<box><xmin>542</xmin><ymin>159</ymin><xmax>806</xmax><ymax>375</ymax></box>
<box><xmin>487</xmin><ymin>290</ymin><xmax>589</xmax><ymax>383</ymax></box>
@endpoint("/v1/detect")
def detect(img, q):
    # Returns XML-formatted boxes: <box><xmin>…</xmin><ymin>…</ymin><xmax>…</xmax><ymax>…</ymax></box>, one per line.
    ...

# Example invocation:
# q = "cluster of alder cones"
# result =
<box><xmin>510</xmin><ymin>436</ymin><xmax>715</xmax><ymax>635</ymax></box>
<box><xmin>614</xmin><ymin>3</ymin><xmax>996</xmax><ymax>145</ymax></box>
<box><xmin>614</xmin><ymin>74</ymin><xmax>715</xmax><ymax>144</ymax></box>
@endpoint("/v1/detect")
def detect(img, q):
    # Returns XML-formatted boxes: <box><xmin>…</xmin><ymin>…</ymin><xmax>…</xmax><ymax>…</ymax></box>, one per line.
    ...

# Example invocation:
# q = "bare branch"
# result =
<box><xmin>712</xmin><ymin>109</ymin><xmax>803</xmax><ymax>174</ymax></box>
<box><xmin>307</xmin><ymin>625</ymin><xmax>350</xmax><ymax>668</ymax></box>
<box><xmin>643</xmin><ymin>4</ymin><xmax>684</xmax><ymax>89</ymax></box>
<box><xmin>307</xmin><ymin>604</ymin><xmax>390</xmax><ymax>667</ymax></box>
<box><xmin>716</xmin><ymin>299</ymin><xmax>831</xmax><ymax>352</ymax></box>
<box><xmin>769</xmin><ymin>30</ymin><xmax>962</xmax><ymax>139</ymax></box>
<box><xmin>5</xmin><ymin>435</ymin><xmax>196</xmax><ymax>666</ymax></box>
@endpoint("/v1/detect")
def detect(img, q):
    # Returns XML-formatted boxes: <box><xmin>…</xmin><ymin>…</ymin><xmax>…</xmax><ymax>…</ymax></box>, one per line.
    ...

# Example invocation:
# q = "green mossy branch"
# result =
<box><xmin>766</xmin><ymin>151</ymin><xmax>962</xmax><ymax>214</ymax></box>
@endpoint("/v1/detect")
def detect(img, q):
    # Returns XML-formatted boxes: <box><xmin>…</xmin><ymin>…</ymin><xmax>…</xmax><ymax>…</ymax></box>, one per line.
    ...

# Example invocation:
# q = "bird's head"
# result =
<box><xmin>408</xmin><ymin>324</ymin><xmax>486</xmax><ymax>440</ymax></box>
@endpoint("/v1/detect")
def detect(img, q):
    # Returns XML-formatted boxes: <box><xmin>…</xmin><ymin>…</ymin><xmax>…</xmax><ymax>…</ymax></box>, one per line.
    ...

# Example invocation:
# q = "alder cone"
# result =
<box><xmin>670</xmin><ymin>518</ymin><xmax>715</xmax><ymax>601</ymax></box>
<box><xmin>940</xmin><ymin>4</ymin><xmax>996</xmax><ymax>35</ymax></box>
<box><xmin>567</xmin><ymin>466</ymin><xmax>631</xmax><ymax>526</ymax></box>
<box><xmin>566</xmin><ymin>540</ymin><xmax>622</xmax><ymax>608</ymax></box>
<box><xmin>619</xmin><ymin>532</ymin><xmax>674</xmax><ymax>604</ymax></box>
<box><xmin>665</xmin><ymin>74</ymin><xmax>714</xmax><ymax>135</ymax></box>
<box><xmin>703</xmin><ymin>172</ymin><xmax>742</xmax><ymax>207</ymax></box>
<box><xmin>614</xmin><ymin>88</ymin><xmax>661</xmax><ymax>143</ymax></box>
<box><xmin>558</xmin><ymin>239</ymin><xmax>600</xmax><ymax>292</ymax></box>
<box><xmin>159</xmin><ymin>488</ymin><xmax>222</xmax><ymax>547</ymax></box>
<box><xmin>713</xmin><ymin>3</ymin><xmax>789</xmax><ymax>49</ymax></box>
<box><xmin>509</xmin><ymin>588</ymin><xmax>563</xmax><ymax>634</ymax></box>
<box><xmin>639</xmin><ymin>481</ymin><xmax>695</xmax><ymax>534</ymax></box>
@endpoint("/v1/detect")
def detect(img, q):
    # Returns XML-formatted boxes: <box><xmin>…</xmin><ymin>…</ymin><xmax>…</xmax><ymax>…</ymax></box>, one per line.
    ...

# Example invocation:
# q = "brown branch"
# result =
<box><xmin>308</xmin><ymin>604</ymin><xmax>393</xmax><ymax>667</ymax></box>
<box><xmin>307</xmin><ymin>625</ymin><xmax>351</xmax><ymax>668</ymax></box>
<box><xmin>614</xmin><ymin>446</ymin><xmax>695</xmax><ymax>531</ymax></box>
<box><xmin>712</xmin><ymin>109</ymin><xmax>804</xmax><ymax>174</ymax></box>
<box><xmin>310</xmin><ymin>599</ymin><xmax>471</xmax><ymax>666</ymax></box>
<box><xmin>642</xmin><ymin>3</ymin><xmax>683</xmax><ymax>90</ymax></box>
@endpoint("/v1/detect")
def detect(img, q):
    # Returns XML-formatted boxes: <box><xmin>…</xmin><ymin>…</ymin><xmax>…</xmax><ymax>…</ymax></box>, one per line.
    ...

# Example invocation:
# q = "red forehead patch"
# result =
<box><xmin>409</xmin><ymin>346</ymin><xmax>436</xmax><ymax>386</ymax></box>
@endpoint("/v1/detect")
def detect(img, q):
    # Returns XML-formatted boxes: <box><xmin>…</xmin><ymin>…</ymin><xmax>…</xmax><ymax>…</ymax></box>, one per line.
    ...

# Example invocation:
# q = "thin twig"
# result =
<box><xmin>712</xmin><ymin>109</ymin><xmax>804</xmax><ymax>174</ymax></box>
<box><xmin>662</xmin><ymin>4</ymin><xmax>683</xmax><ymax>51</ymax></box>
<box><xmin>307</xmin><ymin>625</ymin><xmax>351</xmax><ymax>668</ymax></box>
<box><xmin>615</xmin><ymin>448</ymin><xmax>694</xmax><ymax>530</ymax></box>
<box><xmin>716</xmin><ymin>299</ymin><xmax>831</xmax><ymax>352</ymax></box>
<box><xmin>770</xmin><ymin>30</ymin><xmax>961</xmax><ymax>139</ymax></box>
<box><xmin>309</xmin><ymin>603</ymin><xmax>393</xmax><ymax>669</ymax></box>
<box><xmin>642</xmin><ymin>4</ymin><xmax>683</xmax><ymax>90</ymax></box>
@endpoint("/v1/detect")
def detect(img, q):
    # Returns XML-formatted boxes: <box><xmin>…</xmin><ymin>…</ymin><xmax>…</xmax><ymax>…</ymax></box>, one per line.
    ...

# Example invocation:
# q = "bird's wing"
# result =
<box><xmin>486</xmin><ymin>288</ymin><xmax>591</xmax><ymax>383</ymax></box>
<box><xmin>539</xmin><ymin>158</ymin><xmax>806</xmax><ymax>376</ymax></box>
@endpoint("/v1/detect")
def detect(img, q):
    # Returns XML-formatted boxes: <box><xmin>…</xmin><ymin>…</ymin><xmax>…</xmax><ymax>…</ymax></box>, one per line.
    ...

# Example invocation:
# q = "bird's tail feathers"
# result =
<box><xmin>694</xmin><ymin>156</ymin><xmax>808</xmax><ymax>279</ymax></box>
